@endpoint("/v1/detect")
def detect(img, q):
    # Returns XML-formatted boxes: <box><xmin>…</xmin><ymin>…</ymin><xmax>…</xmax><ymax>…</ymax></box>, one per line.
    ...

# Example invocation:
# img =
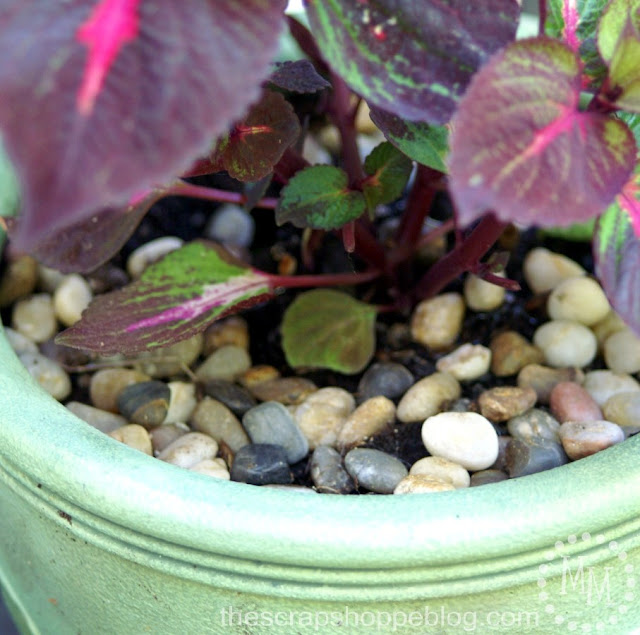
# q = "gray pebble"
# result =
<box><xmin>66</xmin><ymin>401</ymin><xmax>128</xmax><ymax>434</ymax></box>
<box><xmin>470</xmin><ymin>469</ymin><xmax>509</xmax><ymax>486</ymax></box>
<box><xmin>149</xmin><ymin>423</ymin><xmax>190</xmax><ymax>455</ymax></box>
<box><xmin>205</xmin><ymin>203</ymin><xmax>255</xmax><ymax>247</ymax></box>
<box><xmin>344</xmin><ymin>448</ymin><xmax>408</xmax><ymax>494</ymax></box>
<box><xmin>357</xmin><ymin>362</ymin><xmax>414</xmax><ymax>402</ymax></box>
<box><xmin>506</xmin><ymin>438</ymin><xmax>569</xmax><ymax>478</ymax></box>
<box><xmin>491</xmin><ymin>436</ymin><xmax>512</xmax><ymax>472</ymax></box>
<box><xmin>195</xmin><ymin>345</ymin><xmax>251</xmax><ymax>382</ymax></box>
<box><xmin>116</xmin><ymin>380</ymin><xmax>171</xmax><ymax>427</ymax></box>
<box><xmin>310</xmin><ymin>446</ymin><xmax>355</xmax><ymax>494</ymax></box>
<box><xmin>507</xmin><ymin>409</ymin><xmax>561</xmax><ymax>444</ymax></box>
<box><xmin>230</xmin><ymin>444</ymin><xmax>293</xmax><ymax>485</ymax></box>
<box><xmin>203</xmin><ymin>379</ymin><xmax>257</xmax><ymax>415</ymax></box>
<box><xmin>242</xmin><ymin>401</ymin><xmax>309</xmax><ymax>464</ymax></box>
<box><xmin>248</xmin><ymin>377</ymin><xmax>318</xmax><ymax>405</ymax></box>
<box><xmin>190</xmin><ymin>396</ymin><xmax>250</xmax><ymax>452</ymax></box>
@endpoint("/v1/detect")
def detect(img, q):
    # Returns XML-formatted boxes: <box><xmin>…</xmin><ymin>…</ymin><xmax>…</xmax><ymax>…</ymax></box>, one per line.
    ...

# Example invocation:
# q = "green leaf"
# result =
<box><xmin>0</xmin><ymin>137</ymin><xmax>19</xmax><ymax>219</ymax></box>
<box><xmin>369</xmin><ymin>106</ymin><xmax>449</xmax><ymax>173</ymax></box>
<box><xmin>448</xmin><ymin>37</ymin><xmax>637</xmax><ymax>228</ymax></box>
<box><xmin>362</xmin><ymin>142</ymin><xmax>413</xmax><ymax>211</ymax></box>
<box><xmin>57</xmin><ymin>241</ymin><xmax>273</xmax><ymax>355</ymax></box>
<box><xmin>304</xmin><ymin>0</ymin><xmax>519</xmax><ymax>124</ymax></box>
<box><xmin>540</xmin><ymin>218</ymin><xmax>596</xmax><ymax>241</ymax></box>
<box><xmin>281</xmin><ymin>289</ymin><xmax>377</xmax><ymax>374</ymax></box>
<box><xmin>276</xmin><ymin>165</ymin><xmax>366</xmax><ymax>229</ymax></box>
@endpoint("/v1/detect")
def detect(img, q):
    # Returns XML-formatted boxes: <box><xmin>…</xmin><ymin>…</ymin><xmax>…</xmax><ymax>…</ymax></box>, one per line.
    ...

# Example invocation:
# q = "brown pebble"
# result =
<box><xmin>248</xmin><ymin>377</ymin><xmax>317</xmax><ymax>404</ymax></box>
<box><xmin>108</xmin><ymin>424</ymin><xmax>153</xmax><ymax>455</ymax></box>
<box><xmin>558</xmin><ymin>420</ymin><xmax>625</xmax><ymax>460</ymax></box>
<box><xmin>549</xmin><ymin>382</ymin><xmax>602</xmax><ymax>423</ymax></box>
<box><xmin>239</xmin><ymin>365</ymin><xmax>281</xmax><ymax>388</ymax></box>
<box><xmin>337</xmin><ymin>396</ymin><xmax>396</xmax><ymax>449</ymax></box>
<box><xmin>517</xmin><ymin>364</ymin><xmax>585</xmax><ymax>405</ymax></box>
<box><xmin>203</xmin><ymin>315</ymin><xmax>249</xmax><ymax>354</ymax></box>
<box><xmin>0</xmin><ymin>254</ymin><xmax>38</xmax><ymax>308</ymax></box>
<box><xmin>478</xmin><ymin>386</ymin><xmax>537</xmax><ymax>422</ymax></box>
<box><xmin>490</xmin><ymin>331</ymin><xmax>545</xmax><ymax>377</ymax></box>
<box><xmin>470</xmin><ymin>469</ymin><xmax>509</xmax><ymax>487</ymax></box>
<box><xmin>89</xmin><ymin>368</ymin><xmax>152</xmax><ymax>413</ymax></box>
<box><xmin>149</xmin><ymin>423</ymin><xmax>190</xmax><ymax>455</ymax></box>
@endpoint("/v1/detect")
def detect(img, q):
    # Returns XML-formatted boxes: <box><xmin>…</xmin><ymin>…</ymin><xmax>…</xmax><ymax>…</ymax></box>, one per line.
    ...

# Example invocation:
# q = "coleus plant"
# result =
<box><xmin>0</xmin><ymin>0</ymin><xmax>639</xmax><ymax>374</ymax></box>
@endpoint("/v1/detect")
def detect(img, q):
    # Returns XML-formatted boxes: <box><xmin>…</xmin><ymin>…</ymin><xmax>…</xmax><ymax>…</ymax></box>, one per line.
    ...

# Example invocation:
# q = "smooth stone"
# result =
<box><xmin>592</xmin><ymin>310</ymin><xmax>628</xmax><ymax>349</ymax></box>
<box><xmin>463</xmin><ymin>272</ymin><xmax>506</xmax><ymax>312</ymax></box>
<box><xmin>409</xmin><ymin>456</ymin><xmax>470</xmax><ymax>488</ymax></box>
<box><xmin>293</xmin><ymin>401</ymin><xmax>349</xmax><ymax>449</ymax></box>
<box><xmin>337</xmin><ymin>396</ymin><xmax>396</xmax><ymax>449</ymax></box>
<box><xmin>470</xmin><ymin>470</ymin><xmax>509</xmax><ymax>487</ymax></box>
<box><xmin>478</xmin><ymin>386</ymin><xmax>537</xmax><ymax>422</ymax></box>
<box><xmin>304</xmin><ymin>387</ymin><xmax>356</xmax><ymax>415</ymax></box>
<box><xmin>0</xmin><ymin>255</ymin><xmax>38</xmax><ymax>307</ymax></box>
<box><xmin>549</xmin><ymin>382</ymin><xmax>602</xmax><ymax>423</ymax></box>
<box><xmin>230</xmin><ymin>444</ymin><xmax>292</xmax><ymax>485</ymax></box>
<box><xmin>533</xmin><ymin>320</ymin><xmax>597</xmax><ymax>368</ymax></box>
<box><xmin>239</xmin><ymin>364</ymin><xmax>280</xmax><ymax>388</ymax></box>
<box><xmin>18</xmin><ymin>352</ymin><xmax>71</xmax><ymax>401</ymax></box>
<box><xmin>602</xmin><ymin>392</ymin><xmax>640</xmax><ymax>437</ymax></box>
<box><xmin>205</xmin><ymin>203</ymin><xmax>255</xmax><ymax>247</ymax></box>
<box><xmin>89</xmin><ymin>368</ymin><xmax>152</xmax><ymax>413</ymax></box>
<box><xmin>517</xmin><ymin>364</ymin><xmax>584</xmax><ymax>405</ymax></box>
<box><xmin>53</xmin><ymin>273</ymin><xmax>93</xmax><ymax>327</ymax></box>
<box><xmin>603</xmin><ymin>328</ymin><xmax>640</xmax><ymax>374</ymax></box>
<box><xmin>491</xmin><ymin>436</ymin><xmax>512</xmax><ymax>472</ymax></box>
<box><xmin>203</xmin><ymin>316</ymin><xmax>250</xmax><ymax>355</ymax></box>
<box><xmin>108</xmin><ymin>424</ymin><xmax>153</xmax><ymax>455</ymax></box>
<box><xmin>357</xmin><ymin>362</ymin><xmax>414</xmax><ymax>402</ymax></box>
<box><xmin>490</xmin><ymin>331</ymin><xmax>544</xmax><ymax>377</ymax></box>
<box><xmin>505</xmin><ymin>438</ymin><xmax>569</xmax><ymax>478</ymax></box>
<box><xmin>164</xmin><ymin>381</ymin><xmax>197</xmax><ymax>424</ymax></box>
<box><xmin>582</xmin><ymin>370</ymin><xmax>640</xmax><ymax>407</ymax></box>
<box><xmin>547</xmin><ymin>276</ymin><xmax>610</xmax><ymax>326</ymax></box>
<box><xmin>11</xmin><ymin>293</ymin><xmax>57</xmax><ymax>343</ymax></box>
<box><xmin>37</xmin><ymin>264</ymin><xmax>66</xmax><ymax>294</ymax></box>
<box><xmin>523</xmin><ymin>247</ymin><xmax>585</xmax><ymax>294</ymax></box>
<box><xmin>130</xmin><ymin>333</ymin><xmax>204</xmax><ymax>378</ymax></box>
<box><xmin>195</xmin><ymin>345</ymin><xmax>252</xmax><ymax>382</ymax></box>
<box><xmin>126</xmin><ymin>236</ymin><xmax>184</xmax><ymax>278</ymax></box>
<box><xmin>157</xmin><ymin>432</ymin><xmax>219</xmax><ymax>468</ymax></box>
<box><xmin>189</xmin><ymin>396</ymin><xmax>250</xmax><ymax>452</ymax></box>
<box><xmin>3</xmin><ymin>326</ymin><xmax>38</xmax><ymax>356</ymax></box>
<box><xmin>448</xmin><ymin>397</ymin><xmax>475</xmax><ymax>413</ymax></box>
<box><xmin>189</xmin><ymin>457</ymin><xmax>231</xmax><ymax>480</ymax></box>
<box><xmin>410</xmin><ymin>292</ymin><xmax>465</xmax><ymax>350</ymax></box>
<box><xmin>116</xmin><ymin>380</ymin><xmax>171</xmax><ymax>427</ymax></box>
<box><xmin>66</xmin><ymin>401</ymin><xmax>127</xmax><ymax>434</ymax></box>
<box><xmin>421</xmin><ymin>411</ymin><xmax>499</xmax><ymax>471</ymax></box>
<box><xmin>310</xmin><ymin>446</ymin><xmax>355</xmax><ymax>494</ymax></box>
<box><xmin>248</xmin><ymin>377</ymin><xmax>317</xmax><ymax>405</ymax></box>
<box><xmin>558</xmin><ymin>420</ymin><xmax>625</xmax><ymax>460</ymax></box>
<box><xmin>344</xmin><ymin>448</ymin><xmax>409</xmax><ymax>494</ymax></box>
<box><xmin>397</xmin><ymin>372</ymin><xmax>461</xmax><ymax>423</ymax></box>
<box><xmin>203</xmin><ymin>379</ymin><xmax>257</xmax><ymax>415</ymax></box>
<box><xmin>435</xmin><ymin>343</ymin><xmax>491</xmax><ymax>381</ymax></box>
<box><xmin>242</xmin><ymin>401</ymin><xmax>309</xmax><ymax>464</ymax></box>
<box><xmin>393</xmin><ymin>474</ymin><xmax>455</xmax><ymax>494</ymax></box>
<box><xmin>148</xmin><ymin>423</ymin><xmax>190</xmax><ymax>455</ymax></box>
<box><xmin>507</xmin><ymin>409</ymin><xmax>560</xmax><ymax>444</ymax></box>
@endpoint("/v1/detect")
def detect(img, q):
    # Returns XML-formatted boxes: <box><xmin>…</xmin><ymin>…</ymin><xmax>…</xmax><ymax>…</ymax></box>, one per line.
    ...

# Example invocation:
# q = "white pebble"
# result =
<box><xmin>463</xmin><ymin>272</ymin><xmax>506</xmax><ymax>312</ymax></box>
<box><xmin>108</xmin><ymin>424</ymin><xmax>153</xmax><ymax>455</ymax></box>
<box><xmin>189</xmin><ymin>458</ymin><xmax>231</xmax><ymax>479</ymax></box>
<box><xmin>19</xmin><ymin>351</ymin><xmax>71</xmax><ymax>400</ymax></box>
<box><xmin>523</xmin><ymin>247</ymin><xmax>585</xmax><ymax>294</ymax></box>
<box><xmin>397</xmin><ymin>372</ymin><xmax>461</xmax><ymax>423</ymax></box>
<box><xmin>126</xmin><ymin>236</ymin><xmax>183</xmax><ymax>278</ymax></box>
<box><xmin>603</xmin><ymin>328</ymin><xmax>640</xmax><ymax>374</ymax></box>
<box><xmin>421</xmin><ymin>411</ymin><xmax>499</xmax><ymax>471</ymax></box>
<box><xmin>533</xmin><ymin>320</ymin><xmax>597</xmax><ymax>368</ymax></box>
<box><xmin>592</xmin><ymin>310</ymin><xmax>627</xmax><ymax>349</ymax></box>
<box><xmin>582</xmin><ymin>370</ymin><xmax>640</xmax><ymax>407</ymax></box>
<box><xmin>3</xmin><ymin>326</ymin><xmax>38</xmax><ymax>355</ymax></box>
<box><xmin>435</xmin><ymin>343</ymin><xmax>491</xmax><ymax>381</ymax></box>
<box><xmin>53</xmin><ymin>273</ymin><xmax>93</xmax><ymax>326</ymax></box>
<box><xmin>164</xmin><ymin>381</ymin><xmax>197</xmax><ymax>424</ymax></box>
<box><xmin>393</xmin><ymin>475</ymin><xmax>455</xmax><ymax>494</ymax></box>
<box><xmin>11</xmin><ymin>293</ymin><xmax>57</xmax><ymax>342</ymax></box>
<box><xmin>410</xmin><ymin>292</ymin><xmax>465</xmax><ymax>349</ymax></box>
<box><xmin>410</xmin><ymin>456</ymin><xmax>470</xmax><ymax>488</ymax></box>
<box><xmin>546</xmin><ymin>276</ymin><xmax>610</xmax><ymax>326</ymax></box>
<box><xmin>205</xmin><ymin>204</ymin><xmax>255</xmax><ymax>247</ymax></box>
<box><xmin>158</xmin><ymin>432</ymin><xmax>219</xmax><ymax>468</ymax></box>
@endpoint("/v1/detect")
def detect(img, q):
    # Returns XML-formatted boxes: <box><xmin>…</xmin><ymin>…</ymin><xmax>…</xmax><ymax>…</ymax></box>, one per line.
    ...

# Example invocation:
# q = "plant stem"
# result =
<box><xmin>415</xmin><ymin>214</ymin><xmax>507</xmax><ymax>299</ymax></box>
<box><xmin>170</xmin><ymin>181</ymin><xmax>278</xmax><ymax>209</ymax></box>
<box><xmin>538</xmin><ymin>0</ymin><xmax>547</xmax><ymax>36</ymax></box>
<box><xmin>268</xmin><ymin>268</ymin><xmax>380</xmax><ymax>289</ymax></box>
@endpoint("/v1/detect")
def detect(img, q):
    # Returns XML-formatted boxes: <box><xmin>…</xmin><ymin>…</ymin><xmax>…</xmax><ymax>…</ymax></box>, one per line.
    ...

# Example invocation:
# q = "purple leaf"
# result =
<box><xmin>0</xmin><ymin>0</ymin><xmax>287</xmax><ymax>252</ymax></box>
<box><xmin>448</xmin><ymin>37</ymin><xmax>637</xmax><ymax>228</ymax></box>
<box><xmin>269</xmin><ymin>60</ymin><xmax>331</xmax><ymax>94</ymax></box>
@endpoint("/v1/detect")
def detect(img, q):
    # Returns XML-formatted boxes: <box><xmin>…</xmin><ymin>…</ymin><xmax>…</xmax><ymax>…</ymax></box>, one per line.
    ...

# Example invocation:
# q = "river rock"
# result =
<box><xmin>203</xmin><ymin>379</ymin><xmax>257</xmax><ymax>415</ymax></box>
<box><xmin>163</xmin><ymin>381</ymin><xmax>197</xmax><ymax>424</ymax></box>
<box><xmin>435</xmin><ymin>343</ymin><xmax>491</xmax><ymax>381</ymax></box>
<box><xmin>409</xmin><ymin>456</ymin><xmax>470</xmax><ymax>488</ymax></box>
<box><xmin>505</xmin><ymin>438</ymin><xmax>568</xmax><ymax>478</ymax></box>
<box><xmin>239</xmin><ymin>365</ymin><xmax>280</xmax><ymax>388</ymax></box>
<box><xmin>108</xmin><ymin>424</ymin><xmax>153</xmax><ymax>455</ymax></box>
<box><xmin>344</xmin><ymin>448</ymin><xmax>408</xmax><ymax>494</ymax></box>
<box><xmin>157</xmin><ymin>432</ymin><xmax>219</xmax><ymax>468</ymax></box>
<box><xmin>337</xmin><ymin>396</ymin><xmax>396</xmax><ymax>449</ymax></box>
<box><xmin>189</xmin><ymin>396</ymin><xmax>250</xmax><ymax>452</ymax></box>
<box><xmin>117</xmin><ymin>380</ymin><xmax>171</xmax><ymax>427</ymax></box>
<box><xmin>517</xmin><ymin>364</ymin><xmax>584</xmax><ymax>404</ymax></box>
<box><xmin>0</xmin><ymin>254</ymin><xmax>38</xmax><ymax>308</ymax></box>
<box><xmin>523</xmin><ymin>247</ymin><xmax>585</xmax><ymax>294</ymax></box>
<box><xmin>470</xmin><ymin>469</ymin><xmax>509</xmax><ymax>486</ymax></box>
<box><xmin>131</xmin><ymin>333</ymin><xmax>204</xmax><ymax>378</ymax></box>
<box><xmin>11</xmin><ymin>293</ymin><xmax>57</xmax><ymax>343</ymax></box>
<box><xmin>603</xmin><ymin>328</ymin><xmax>640</xmax><ymax>374</ymax></box>
<box><xmin>582</xmin><ymin>370</ymin><xmax>640</xmax><ymax>407</ymax></box>
<box><xmin>602</xmin><ymin>392</ymin><xmax>640</xmax><ymax>437</ymax></box>
<box><xmin>195</xmin><ymin>345</ymin><xmax>251</xmax><ymax>382</ymax></box>
<box><xmin>310</xmin><ymin>446</ymin><xmax>355</xmax><ymax>494</ymax></box>
<box><xmin>478</xmin><ymin>386</ymin><xmax>537</xmax><ymax>422</ymax></box>
<box><xmin>490</xmin><ymin>331</ymin><xmax>544</xmax><ymax>377</ymax></box>
<box><xmin>357</xmin><ymin>362</ymin><xmax>414</xmax><ymax>402</ymax></box>
<box><xmin>148</xmin><ymin>423</ymin><xmax>190</xmax><ymax>455</ymax></box>
<box><xmin>90</xmin><ymin>368</ymin><xmax>152</xmax><ymax>412</ymax></box>
<box><xmin>533</xmin><ymin>320</ymin><xmax>597</xmax><ymax>368</ymax></box>
<box><xmin>558</xmin><ymin>420</ymin><xmax>625</xmax><ymax>460</ymax></box>
<box><xmin>547</xmin><ymin>276</ymin><xmax>610</xmax><ymax>326</ymax></box>
<box><xmin>410</xmin><ymin>292</ymin><xmax>465</xmax><ymax>350</ymax></box>
<box><xmin>393</xmin><ymin>474</ymin><xmax>455</xmax><ymax>494</ymax></box>
<box><xmin>189</xmin><ymin>457</ymin><xmax>231</xmax><ymax>480</ymax></box>
<box><xmin>66</xmin><ymin>401</ymin><xmax>128</xmax><ymax>434</ymax></box>
<box><xmin>18</xmin><ymin>351</ymin><xmax>71</xmax><ymax>401</ymax></box>
<box><xmin>507</xmin><ymin>409</ymin><xmax>560</xmax><ymax>444</ymax></box>
<box><xmin>203</xmin><ymin>315</ymin><xmax>250</xmax><ymax>354</ymax></box>
<box><xmin>230</xmin><ymin>444</ymin><xmax>292</xmax><ymax>485</ymax></box>
<box><xmin>397</xmin><ymin>372</ymin><xmax>461</xmax><ymax>423</ymax></box>
<box><xmin>463</xmin><ymin>272</ymin><xmax>506</xmax><ymax>312</ymax></box>
<box><xmin>549</xmin><ymin>382</ymin><xmax>602</xmax><ymax>423</ymax></box>
<box><xmin>248</xmin><ymin>377</ymin><xmax>318</xmax><ymax>405</ymax></box>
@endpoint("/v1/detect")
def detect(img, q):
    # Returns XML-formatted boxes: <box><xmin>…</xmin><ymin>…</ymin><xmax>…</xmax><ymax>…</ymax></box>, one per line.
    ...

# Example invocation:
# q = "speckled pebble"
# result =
<box><xmin>533</xmin><ymin>320</ymin><xmax>597</xmax><ymax>368</ymax></box>
<box><xmin>421</xmin><ymin>411</ymin><xmax>499</xmax><ymax>471</ymax></box>
<box><xmin>397</xmin><ymin>372</ymin><xmax>461</xmax><ymax>423</ymax></box>
<box><xmin>410</xmin><ymin>292</ymin><xmax>465</xmax><ymax>350</ymax></box>
<box><xmin>357</xmin><ymin>362</ymin><xmax>414</xmax><ymax>402</ymax></box>
<box><xmin>337</xmin><ymin>396</ymin><xmax>396</xmax><ymax>449</ymax></box>
<box><xmin>248</xmin><ymin>377</ymin><xmax>318</xmax><ymax>405</ymax></box>
<box><xmin>602</xmin><ymin>392</ymin><xmax>640</xmax><ymax>437</ymax></box>
<box><xmin>344</xmin><ymin>448</ymin><xmax>408</xmax><ymax>494</ymax></box>
<box><xmin>189</xmin><ymin>457</ymin><xmax>231</xmax><ymax>480</ymax></box>
<box><xmin>204</xmin><ymin>316</ymin><xmax>249</xmax><ymax>354</ymax></box>
<box><xmin>242</xmin><ymin>401</ymin><xmax>309</xmax><ymax>464</ymax></box>
<box><xmin>523</xmin><ymin>247</ymin><xmax>585</xmax><ymax>294</ymax></box>
<box><xmin>11</xmin><ymin>293</ymin><xmax>57</xmax><ymax>343</ymax></box>
<box><xmin>131</xmin><ymin>333</ymin><xmax>204</xmax><ymax>378</ymax></box>
<box><xmin>478</xmin><ymin>386</ymin><xmax>537</xmax><ymax>422</ymax></box>
<box><xmin>435</xmin><ymin>343</ymin><xmax>491</xmax><ymax>381</ymax></box>
<box><xmin>164</xmin><ymin>381</ymin><xmax>197</xmax><ymax>424</ymax></box>
<box><xmin>90</xmin><ymin>368</ymin><xmax>152</xmax><ymax>413</ymax></box>
<box><xmin>490</xmin><ymin>331</ymin><xmax>544</xmax><ymax>377</ymax></box>
<box><xmin>517</xmin><ymin>364</ymin><xmax>584</xmax><ymax>405</ymax></box>
<box><xmin>409</xmin><ymin>456</ymin><xmax>470</xmax><ymax>488</ymax></box>
<box><xmin>189</xmin><ymin>397</ymin><xmax>250</xmax><ymax>452</ymax></box>
<box><xmin>157</xmin><ymin>432</ymin><xmax>219</xmax><ymax>468</ymax></box>
<box><xmin>470</xmin><ymin>470</ymin><xmax>509</xmax><ymax>486</ymax></box>
<box><xmin>203</xmin><ymin>379</ymin><xmax>257</xmax><ymax>415</ymax></box>
<box><xmin>463</xmin><ymin>272</ymin><xmax>506</xmax><ymax>312</ymax></box>
<box><xmin>108</xmin><ymin>424</ymin><xmax>153</xmax><ymax>455</ymax></box>
<box><xmin>393</xmin><ymin>474</ymin><xmax>455</xmax><ymax>494</ymax></box>
<box><xmin>507</xmin><ymin>409</ymin><xmax>560</xmax><ymax>444</ymax></box>
<box><xmin>126</xmin><ymin>236</ymin><xmax>184</xmax><ymax>278</ymax></box>
<box><xmin>547</xmin><ymin>276</ymin><xmax>610</xmax><ymax>326</ymax></box>
<box><xmin>117</xmin><ymin>380</ymin><xmax>171</xmax><ymax>427</ymax></box>
<box><xmin>195</xmin><ymin>345</ymin><xmax>252</xmax><ymax>382</ymax></box>
<box><xmin>603</xmin><ymin>328</ymin><xmax>640</xmax><ymax>374</ymax></box>
<box><xmin>230</xmin><ymin>444</ymin><xmax>292</xmax><ymax>485</ymax></box>
<box><xmin>582</xmin><ymin>370</ymin><xmax>640</xmax><ymax>407</ymax></box>
<box><xmin>66</xmin><ymin>401</ymin><xmax>127</xmax><ymax>434</ymax></box>
<box><xmin>19</xmin><ymin>351</ymin><xmax>71</xmax><ymax>401</ymax></box>
<box><xmin>549</xmin><ymin>382</ymin><xmax>602</xmax><ymax>423</ymax></box>
<box><xmin>53</xmin><ymin>274</ymin><xmax>93</xmax><ymax>327</ymax></box>
<box><xmin>310</xmin><ymin>446</ymin><xmax>355</xmax><ymax>494</ymax></box>
<box><xmin>558</xmin><ymin>420</ymin><xmax>625</xmax><ymax>460</ymax></box>
<box><xmin>506</xmin><ymin>438</ymin><xmax>568</xmax><ymax>478</ymax></box>
<box><xmin>149</xmin><ymin>423</ymin><xmax>190</xmax><ymax>455</ymax></box>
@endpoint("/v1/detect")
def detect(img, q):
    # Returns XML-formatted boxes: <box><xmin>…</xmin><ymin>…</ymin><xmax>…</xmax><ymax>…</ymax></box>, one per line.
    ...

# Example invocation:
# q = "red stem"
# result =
<box><xmin>267</xmin><ymin>269</ymin><xmax>380</xmax><ymax>289</ymax></box>
<box><xmin>170</xmin><ymin>181</ymin><xmax>278</xmax><ymax>209</ymax></box>
<box><xmin>538</xmin><ymin>0</ymin><xmax>547</xmax><ymax>36</ymax></box>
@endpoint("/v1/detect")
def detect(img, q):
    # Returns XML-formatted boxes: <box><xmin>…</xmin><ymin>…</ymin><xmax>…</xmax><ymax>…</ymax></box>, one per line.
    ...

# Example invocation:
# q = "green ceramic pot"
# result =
<box><xmin>0</xmin><ymin>325</ymin><xmax>639</xmax><ymax>634</ymax></box>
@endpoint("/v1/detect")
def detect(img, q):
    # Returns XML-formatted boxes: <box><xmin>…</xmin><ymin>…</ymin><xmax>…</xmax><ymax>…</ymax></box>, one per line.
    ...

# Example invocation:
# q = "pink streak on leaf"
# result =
<box><xmin>562</xmin><ymin>0</ymin><xmax>581</xmax><ymax>53</ymax></box>
<box><xmin>618</xmin><ymin>179</ymin><xmax>640</xmax><ymax>238</ymax></box>
<box><xmin>522</xmin><ymin>103</ymin><xmax>585</xmax><ymax>160</ymax></box>
<box><xmin>76</xmin><ymin>0</ymin><xmax>141</xmax><ymax>116</ymax></box>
